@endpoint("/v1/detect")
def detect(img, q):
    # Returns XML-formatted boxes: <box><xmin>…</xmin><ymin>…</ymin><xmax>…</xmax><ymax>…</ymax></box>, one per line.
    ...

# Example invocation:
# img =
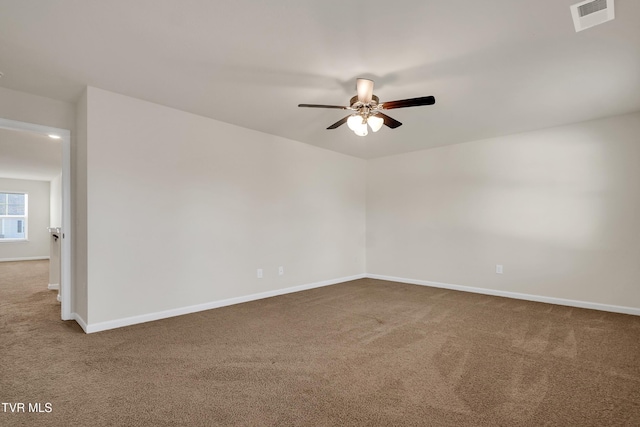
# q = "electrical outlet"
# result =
<box><xmin>278</xmin><ymin>266</ymin><xmax>284</xmax><ymax>276</ymax></box>
<box><xmin>496</xmin><ymin>264</ymin><xmax>503</xmax><ymax>274</ymax></box>
<box><xmin>257</xmin><ymin>268</ymin><xmax>263</xmax><ymax>279</ymax></box>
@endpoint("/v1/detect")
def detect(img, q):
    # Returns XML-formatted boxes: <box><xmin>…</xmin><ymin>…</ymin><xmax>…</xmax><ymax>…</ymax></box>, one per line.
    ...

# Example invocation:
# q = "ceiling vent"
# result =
<box><xmin>571</xmin><ymin>0</ymin><xmax>615</xmax><ymax>32</ymax></box>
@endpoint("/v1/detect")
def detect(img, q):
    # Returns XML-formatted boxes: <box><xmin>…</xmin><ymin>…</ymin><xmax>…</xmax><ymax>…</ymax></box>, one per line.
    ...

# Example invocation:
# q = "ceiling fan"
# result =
<box><xmin>298</xmin><ymin>78</ymin><xmax>435</xmax><ymax>136</ymax></box>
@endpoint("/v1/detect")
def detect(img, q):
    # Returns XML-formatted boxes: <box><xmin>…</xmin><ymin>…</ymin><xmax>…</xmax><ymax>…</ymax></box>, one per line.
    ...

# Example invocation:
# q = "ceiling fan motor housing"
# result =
<box><xmin>349</xmin><ymin>95</ymin><xmax>379</xmax><ymax>108</ymax></box>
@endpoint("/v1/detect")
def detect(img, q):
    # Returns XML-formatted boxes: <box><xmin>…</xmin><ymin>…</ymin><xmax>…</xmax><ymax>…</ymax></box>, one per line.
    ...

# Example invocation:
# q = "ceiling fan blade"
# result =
<box><xmin>377</xmin><ymin>113</ymin><xmax>403</xmax><ymax>129</ymax></box>
<box><xmin>356</xmin><ymin>78</ymin><xmax>374</xmax><ymax>104</ymax></box>
<box><xmin>298</xmin><ymin>104</ymin><xmax>348</xmax><ymax>109</ymax></box>
<box><xmin>327</xmin><ymin>115</ymin><xmax>350</xmax><ymax>129</ymax></box>
<box><xmin>381</xmin><ymin>96</ymin><xmax>435</xmax><ymax>110</ymax></box>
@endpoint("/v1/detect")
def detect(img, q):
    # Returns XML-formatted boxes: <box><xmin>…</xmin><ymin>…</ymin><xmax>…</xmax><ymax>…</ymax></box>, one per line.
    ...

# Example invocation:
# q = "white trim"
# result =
<box><xmin>72</xmin><ymin>313</ymin><xmax>88</xmax><ymax>333</ymax></box>
<box><xmin>48</xmin><ymin>283</ymin><xmax>59</xmax><ymax>290</ymax></box>
<box><xmin>0</xmin><ymin>256</ymin><xmax>49</xmax><ymax>262</ymax></box>
<box><xmin>84</xmin><ymin>274</ymin><xmax>366</xmax><ymax>334</ymax></box>
<box><xmin>61</xmin><ymin>124</ymin><xmax>71</xmax><ymax>321</ymax></box>
<box><xmin>366</xmin><ymin>274</ymin><xmax>640</xmax><ymax>316</ymax></box>
<box><xmin>0</xmin><ymin>118</ymin><xmax>72</xmax><ymax>321</ymax></box>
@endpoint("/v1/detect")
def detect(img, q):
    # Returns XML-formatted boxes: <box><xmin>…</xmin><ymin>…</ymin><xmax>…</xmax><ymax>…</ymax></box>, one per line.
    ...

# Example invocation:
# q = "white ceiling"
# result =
<box><xmin>0</xmin><ymin>128</ymin><xmax>62</xmax><ymax>181</ymax></box>
<box><xmin>0</xmin><ymin>0</ymin><xmax>638</xmax><ymax>159</ymax></box>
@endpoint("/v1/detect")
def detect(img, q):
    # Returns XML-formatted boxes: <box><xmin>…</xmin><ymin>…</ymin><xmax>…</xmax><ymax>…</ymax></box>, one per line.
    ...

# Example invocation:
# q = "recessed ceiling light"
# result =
<box><xmin>48</xmin><ymin>134</ymin><xmax>61</xmax><ymax>139</ymax></box>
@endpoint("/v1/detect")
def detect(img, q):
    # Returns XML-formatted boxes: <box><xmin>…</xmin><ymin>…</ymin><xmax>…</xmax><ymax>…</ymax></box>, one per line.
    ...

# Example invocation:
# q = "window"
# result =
<box><xmin>0</xmin><ymin>192</ymin><xmax>28</xmax><ymax>241</ymax></box>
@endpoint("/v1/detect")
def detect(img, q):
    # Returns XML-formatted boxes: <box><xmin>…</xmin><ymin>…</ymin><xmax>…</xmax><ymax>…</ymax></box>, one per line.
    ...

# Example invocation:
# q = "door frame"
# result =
<box><xmin>0</xmin><ymin>118</ymin><xmax>72</xmax><ymax>320</ymax></box>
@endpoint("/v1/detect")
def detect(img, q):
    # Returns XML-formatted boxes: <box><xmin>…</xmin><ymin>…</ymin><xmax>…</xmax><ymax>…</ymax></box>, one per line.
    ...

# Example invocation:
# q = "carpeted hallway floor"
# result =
<box><xmin>1</xmin><ymin>260</ymin><xmax>640</xmax><ymax>426</ymax></box>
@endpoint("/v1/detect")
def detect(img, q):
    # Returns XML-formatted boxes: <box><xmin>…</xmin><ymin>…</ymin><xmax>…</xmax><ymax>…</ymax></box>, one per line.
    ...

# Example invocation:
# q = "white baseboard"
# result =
<box><xmin>0</xmin><ymin>256</ymin><xmax>50</xmax><ymax>262</ymax></box>
<box><xmin>72</xmin><ymin>313</ymin><xmax>88</xmax><ymax>333</ymax></box>
<box><xmin>48</xmin><ymin>283</ymin><xmax>59</xmax><ymax>290</ymax></box>
<box><xmin>84</xmin><ymin>274</ymin><xmax>367</xmax><ymax>334</ymax></box>
<box><xmin>366</xmin><ymin>274</ymin><xmax>640</xmax><ymax>316</ymax></box>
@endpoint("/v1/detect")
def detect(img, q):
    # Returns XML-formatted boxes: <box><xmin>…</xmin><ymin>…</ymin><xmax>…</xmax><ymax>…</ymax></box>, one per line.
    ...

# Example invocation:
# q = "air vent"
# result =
<box><xmin>578</xmin><ymin>0</ymin><xmax>607</xmax><ymax>17</ymax></box>
<box><xmin>571</xmin><ymin>0</ymin><xmax>615</xmax><ymax>32</ymax></box>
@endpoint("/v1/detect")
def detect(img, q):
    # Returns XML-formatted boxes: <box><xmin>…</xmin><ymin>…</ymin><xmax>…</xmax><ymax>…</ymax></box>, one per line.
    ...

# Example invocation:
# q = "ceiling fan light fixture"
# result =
<box><xmin>348</xmin><ymin>115</ymin><xmax>368</xmax><ymax>136</ymax></box>
<box><xmin>367</xmin><ymin>115</ymin><xmax>383</xmax><ymax>132</ymax></box>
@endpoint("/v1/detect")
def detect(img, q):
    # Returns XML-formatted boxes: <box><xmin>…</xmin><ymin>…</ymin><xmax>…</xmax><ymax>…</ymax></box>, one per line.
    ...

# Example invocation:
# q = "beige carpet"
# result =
<box><xmin>1</xmin><ymin>260</ymin><xmax>639</xmax><ymax>426</ymax></box>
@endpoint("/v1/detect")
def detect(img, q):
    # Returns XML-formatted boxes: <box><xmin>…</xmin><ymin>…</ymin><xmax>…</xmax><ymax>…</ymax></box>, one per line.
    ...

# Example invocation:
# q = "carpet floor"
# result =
<box><xmin>1</xmin><ymin>260</ymin><xmax>640</xmax><ymax>426</ymax></box>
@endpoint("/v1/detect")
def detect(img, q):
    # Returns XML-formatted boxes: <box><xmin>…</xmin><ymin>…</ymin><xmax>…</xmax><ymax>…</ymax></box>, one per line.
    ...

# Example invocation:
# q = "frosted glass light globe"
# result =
<box><xmin>354</xmin><ymin>122</ymin><xmax>368</xmax><ymax>136</ymax></box>
<box><xmin>347</xmin><ymin>115</ymin><xmax>362</xmax><ymax>131</ymax></box>
<box><xmin>367</xmin><ymin>116</ymin><xmax>383</xmax><ymax>132</ymax></box>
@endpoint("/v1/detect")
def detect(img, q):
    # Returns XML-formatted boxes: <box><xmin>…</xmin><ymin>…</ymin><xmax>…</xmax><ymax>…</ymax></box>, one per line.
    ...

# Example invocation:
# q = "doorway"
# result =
<box><xmin>0</xmin><ymin>118</ymin><xmax>71</xmax><ymax>320</ymax></box>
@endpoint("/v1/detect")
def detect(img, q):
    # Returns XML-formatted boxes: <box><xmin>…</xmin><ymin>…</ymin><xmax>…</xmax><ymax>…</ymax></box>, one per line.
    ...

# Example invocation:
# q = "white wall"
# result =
<box><xmin>0</xmin><ymin>178</ymin><xmax>51</xmax><ymax>261</ymax></box>
<box><xmin>84</xmin><ymin>87</ymin><xmax>366</xmax><ymax>325</ymax></box>
<box><xmin>50</xmin><ymin>173</ymin><xmax>62</xmax><ymax>227</ymax></box>
<box><xmin>74</xmin><ymin>90</ymin><xmax>88</xmax><ymax>323</ymax></box>
<box><xmin>367</xmin><ymin>112</ymin><xmax>640</xmax><ymax>309</ymax></box>
<box><xmin>0</xmin><ymin>87</ymin><xmax>75</xmax><ymax>131</ymax></box>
